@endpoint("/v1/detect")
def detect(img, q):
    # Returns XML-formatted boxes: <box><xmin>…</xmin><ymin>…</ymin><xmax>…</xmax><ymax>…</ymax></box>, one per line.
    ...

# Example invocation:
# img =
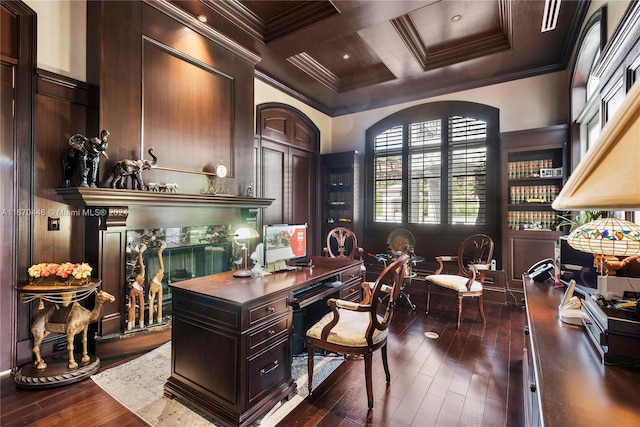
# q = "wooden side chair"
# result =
<box><xmin>425</xmin><ymin>234</ymin><xmax>494</xmax><ymax>328</ymax></box>
<box><xmin>323</xmin><ymin>226</ymin><xmax>366</xmax><ymax>280</ymax></box>
<box><xmin>306</xmin><ymin>255</ymin><xmax>409</xmax><ymax>409</ymax></box>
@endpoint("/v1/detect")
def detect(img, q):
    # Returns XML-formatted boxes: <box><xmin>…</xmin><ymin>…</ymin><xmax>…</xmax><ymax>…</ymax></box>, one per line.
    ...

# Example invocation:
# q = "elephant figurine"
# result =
<box><xmin>106</xmin><ymin>148</ymin><xmax>158</xmax><ymax>190</ymax></box>
<box><xmin>62</xmin><ymin>130</ymin><xmax>110</xmax><ymax>188</ymax></box>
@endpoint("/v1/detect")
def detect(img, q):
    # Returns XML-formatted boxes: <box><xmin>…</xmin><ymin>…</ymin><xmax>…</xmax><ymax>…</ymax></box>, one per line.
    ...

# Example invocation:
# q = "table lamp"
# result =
<box><xmin>232</xmin><ymin>227</ymin><xmax>260</xmax><ymax>278</ymax></box>
<box><xmin>567</xmin><ymin>217</ymin><xmax>640</xmax><ymax>275</ymax></box>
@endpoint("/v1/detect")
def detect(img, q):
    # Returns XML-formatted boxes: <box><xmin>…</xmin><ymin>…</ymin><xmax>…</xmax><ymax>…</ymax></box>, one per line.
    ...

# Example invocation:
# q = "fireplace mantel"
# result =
<box><xmin>55</xmin><ymin>187</ymin><xmax>274</xmax><ymax>209</ymax></box>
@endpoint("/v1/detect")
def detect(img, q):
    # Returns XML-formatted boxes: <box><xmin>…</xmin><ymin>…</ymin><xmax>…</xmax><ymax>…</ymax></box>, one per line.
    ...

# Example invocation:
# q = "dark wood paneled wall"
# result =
<box><xmin>1</xmin><ymin>1</ymin><xmax>36</xmax><ymax>371</ymax></box>
<box><xmin>11</xmin><ymin>71</ymin><xmax>98</xmax><ymax>366</ymax></box>
<box><xmin>87</xmin><ymin>0</ymin><xmax>257</xmax><ymax>195</ymax></box>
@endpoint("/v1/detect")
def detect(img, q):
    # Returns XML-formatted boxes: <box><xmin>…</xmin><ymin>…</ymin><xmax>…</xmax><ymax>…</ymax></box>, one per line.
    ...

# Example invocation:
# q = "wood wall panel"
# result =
<box><xmin>88</xmin><ymin>1</ymin><xmax>256</xmax><ymax>196</ymax></box>
<box><xmin>290</xmin><ymin>148</ymin><xmax>315</xmax><ymax>226</ymax></box>
<box><xmin>261</xmin><ymin>141</ymin><xmax>287</xmax><ymax>225</ymax></box>
<box><xmin>1</xmin><ymin>60</ymin><xmax>17</xmax><ymax>371</ymax></box>
<box><xmin>34</xmin><ymin>95</ymin><xmax>87</xmax><ymax>262</ymax></box>
<box><xmin>142</xmin><ymin>39</ymin><xmax>233</xmax><ymax>183</ymax></box>
<box><xmin>2</xmin><ymin>0</ymin><xmax>36</xmax><ymax>370</ymax></box>
<box><xmin>259</xmin><ymin>107</ymin><xmax>315</xmax><ymax>152</ymax></box>
<box><xmin>293</xmin><ymin>121</ymin><xmax>313</xmax><ymax>149</ymax></box>
<box><xmin>508</xmin><ymin>233</ymin><xmax>558</xmax><ymax>285</ymax></box>
<box><xmin>263</xmin><ymin>116</ymin><xmax>287</xmax><ymax>137</ymax></box>
<box><xmin>87</xmin><ymin>0</ymin><xmax>141</xmax><ymax>164</ymax></box>
<box><xmin>97</xmin><ymin>228</ymin><xmax>126</xmax><ymax>335</ymax></box>
<box><xmin>16</xmin><ymin>71</ymin><xmax>97</xmax><ymax>366</ymax></box>
<box><xmin>0</xmin><ymin>5</ymin><xmax>18</xmax><ymax>59</ymax></box>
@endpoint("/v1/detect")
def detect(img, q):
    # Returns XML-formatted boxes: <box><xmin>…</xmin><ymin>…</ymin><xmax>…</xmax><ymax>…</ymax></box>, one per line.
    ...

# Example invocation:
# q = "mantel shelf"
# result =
<box><xmin>55</xmin><ymin>187</ymin><xmax>274</xmax><ymax>209</ymax></box>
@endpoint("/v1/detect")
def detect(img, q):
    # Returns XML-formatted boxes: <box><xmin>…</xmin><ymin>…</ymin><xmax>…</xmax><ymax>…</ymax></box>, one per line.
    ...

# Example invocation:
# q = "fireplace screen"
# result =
<box><xmin>125</xmin><ymin>225</ymin><xmax>232</xmax><ymax>331</ymax></box>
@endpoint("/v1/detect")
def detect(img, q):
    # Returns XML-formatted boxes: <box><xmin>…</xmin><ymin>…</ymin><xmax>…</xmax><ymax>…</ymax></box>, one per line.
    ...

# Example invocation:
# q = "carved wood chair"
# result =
<box><xmin>306</xmin><ymin>255</ymin><xmax>409</xmax><ymax>409</ymax></box>
<box><xmin>425</xmin><ymin>234</ymin><xmax>494</xmax><ymax>328</ymax></box>
<box><xmin>323</xmin><ymin>226</ymin><xmax>366</xmax><ymax>280</ymax></box>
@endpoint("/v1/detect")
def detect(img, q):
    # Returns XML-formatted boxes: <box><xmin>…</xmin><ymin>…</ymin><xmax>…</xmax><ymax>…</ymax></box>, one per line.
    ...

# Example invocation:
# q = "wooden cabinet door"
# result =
<box><xmin>261</xmin><ymin>140</ymin><xmax>288</xmax><ymax>225</ymax></box>
<box><xmin>257</xmin><ymin>105</ymin><xmax>319</xmax><ymax>255</ymax></box>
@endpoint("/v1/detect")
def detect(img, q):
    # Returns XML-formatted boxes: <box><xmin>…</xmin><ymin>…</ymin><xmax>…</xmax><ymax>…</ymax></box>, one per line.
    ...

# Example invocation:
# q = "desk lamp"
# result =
<box><xmin>232</xmin><ymin>227</ymin><xmax>260</xmax><ymax>278</ymax></box>
<box><xmin>567</xmin><ymin>217</ymin><xmax>640</xmax><ymax>275</ymax></box>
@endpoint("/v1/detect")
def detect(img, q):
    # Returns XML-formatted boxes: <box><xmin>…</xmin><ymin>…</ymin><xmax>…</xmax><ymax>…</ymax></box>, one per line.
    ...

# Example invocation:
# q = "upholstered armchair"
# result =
<box><xmin>425</xmin><ymin>234</ymin><xmax>494</xmax><ymax>328</ymax></box>
<box><xmin>306</xmin><ymin>255</ymin><xmax>409</xmax><ymax>409</ymax></box>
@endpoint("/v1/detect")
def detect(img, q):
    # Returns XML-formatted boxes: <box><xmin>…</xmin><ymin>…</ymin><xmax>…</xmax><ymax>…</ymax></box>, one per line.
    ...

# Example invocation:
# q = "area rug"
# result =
<box><xmin>91</xmin><ymin>342</ymin><xmax>342</xmax><ymax>426</ymax></box>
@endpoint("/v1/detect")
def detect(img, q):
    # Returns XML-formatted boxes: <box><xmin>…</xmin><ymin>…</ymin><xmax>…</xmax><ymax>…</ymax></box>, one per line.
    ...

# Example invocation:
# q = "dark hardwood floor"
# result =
<box><xmin>1</xmin><ymin>293</ymin><xmax>525</xmax><ymax>427</ymax></box>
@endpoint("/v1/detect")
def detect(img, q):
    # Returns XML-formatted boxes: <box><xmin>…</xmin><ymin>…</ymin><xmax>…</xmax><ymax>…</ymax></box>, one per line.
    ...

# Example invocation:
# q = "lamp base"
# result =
<box><xmin>559</xmin><ymin>307</ymin><xmax>585</xmax><ymax>325</ymax></box>
<box><xmin>233</xmin><ymin>269</ymin><xmax>252</xmax><ymax>278</ymax></box>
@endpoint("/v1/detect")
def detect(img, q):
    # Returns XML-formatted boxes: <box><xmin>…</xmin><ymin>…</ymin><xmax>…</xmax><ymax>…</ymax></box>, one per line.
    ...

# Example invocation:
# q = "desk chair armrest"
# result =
<box><xmin>321</xmin><ymin>298</ymin><xmax>371</xmax><ymax>340</ymax></box>
<box><xmin>434</xmin><ymin>255</ymin><xmax>458</xmax><ymax>274</ymax></box>
<box><xmin>361</xmin><ymin>281</ymin><xmax>393</xmax><ymax>304</ymax></box>
<box><xmin>361</xmin><ymin>281</ymin><xmax>374</xmax><ymax>304</ymax></box>
<box><xmin>335</xmin><ymin>299</ymin><xmax>360</xmax><ymax>310</ymax></box>
<box><xmin>467</xmin><ymin>264</ymin><xmax>488</xmax><ymax>288</ymax></box>
<box><xmin>328</xmin><ymin>297</ymin><xmax>370</xmax><ymax>312</ymax></box>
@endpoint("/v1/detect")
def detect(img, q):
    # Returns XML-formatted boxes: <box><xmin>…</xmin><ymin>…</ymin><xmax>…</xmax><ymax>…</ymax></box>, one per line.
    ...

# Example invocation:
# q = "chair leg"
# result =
<box><xmin>364</xmin><ymin>352</ymin><xmax>374</xmax><ymax>409</ymax></box>
<box><xmin>307</xmin><ymin>343</ymin><xmax>315</xmax><ymax>396</ymax></box>
<box><xmin>381</xmin><ymin>343</ymin><xmax>390</xmax><ymax>383</ymax></box>
<box><xmin>457</xmin><ymin>294</ymin><xmax>463</xmax><ymax>329</ymax></box>
<box><xmin>425</xmin><ymin>283</ymin><xmax>431</xmax><ymax>315</ymax></box>
<box><xmin>477</xmin><ymin>294</ymin><xmax>486</xmax><ymax>324</ymax></box>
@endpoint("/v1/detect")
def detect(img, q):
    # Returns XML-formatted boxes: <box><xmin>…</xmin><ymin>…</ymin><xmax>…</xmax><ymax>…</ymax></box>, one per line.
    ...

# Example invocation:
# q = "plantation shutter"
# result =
<box><xmin>374</xmin><ymin>126</ymin><xmax>403</xmax><ymax>223</ymax></box>
<box><xmin>408</xmin><ymin>120</ymin><xmax>441</xmax><ymax>224</ymax></box>
<box><xmin>448</xmin><ymin>116</ymin><xmax>487</xmax><ymax>225</ymax></box>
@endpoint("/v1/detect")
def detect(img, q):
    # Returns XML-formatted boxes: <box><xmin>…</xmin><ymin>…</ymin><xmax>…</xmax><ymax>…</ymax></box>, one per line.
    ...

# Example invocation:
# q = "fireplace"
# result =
<box><xmin>125</xmin><ymin>225</ymin><xmax>233</xmax><ymax>330</ymax></box>
<box><xmin>55</xmin><ymin>187</ymin><xmax>273</xmax><ymax>357</ymax></box>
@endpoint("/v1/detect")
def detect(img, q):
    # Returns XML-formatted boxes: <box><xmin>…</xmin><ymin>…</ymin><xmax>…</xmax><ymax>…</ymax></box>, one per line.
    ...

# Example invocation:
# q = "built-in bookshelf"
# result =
<box><xmin>321</xmin><ymin>151</ymin><xmax>362</xmax><ymax>246</ymax></box>
<box><xmin>501</xmin><ymin>125</ymin><xmax>567</xmax><ymax>292</ymax></box>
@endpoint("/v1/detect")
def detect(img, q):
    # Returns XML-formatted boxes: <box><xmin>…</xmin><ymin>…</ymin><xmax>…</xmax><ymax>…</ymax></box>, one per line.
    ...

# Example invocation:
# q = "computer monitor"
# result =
<box><xmin>559</xmin><ymin>236</ymin><xmax>598</xmax><ymax>290</ymax></box>
<box><xmin>263</xmin><ymin>223</ymin><xmax>308</xmax><ymax>265</ymax></box>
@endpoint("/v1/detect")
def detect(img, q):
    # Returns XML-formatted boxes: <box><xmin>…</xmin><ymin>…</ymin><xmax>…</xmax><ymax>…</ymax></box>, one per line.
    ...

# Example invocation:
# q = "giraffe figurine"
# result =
<box><xmin>148</xmin><ymin>242</ymin><xmax>166</xmax><ymax>325</ymax></box>
<box><xmin>128</xmin><ymin>244</ymin><xmax>146</xmax><ymax>330</ymax></box>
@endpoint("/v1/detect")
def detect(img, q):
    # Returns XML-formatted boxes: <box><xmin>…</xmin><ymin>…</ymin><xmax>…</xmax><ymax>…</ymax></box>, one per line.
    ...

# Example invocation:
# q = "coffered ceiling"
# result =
<box><xmin>171</xmin><ymin>0</ymin><xmax>589</xmax><ymax>116</ymax></box>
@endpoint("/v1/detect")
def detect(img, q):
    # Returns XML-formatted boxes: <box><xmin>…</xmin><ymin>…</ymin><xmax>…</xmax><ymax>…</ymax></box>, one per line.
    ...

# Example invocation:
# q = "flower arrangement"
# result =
<box><xmin>28</xmin><ymin>262</ymin><xmax>93</xmax><ymax>286</ymax></box>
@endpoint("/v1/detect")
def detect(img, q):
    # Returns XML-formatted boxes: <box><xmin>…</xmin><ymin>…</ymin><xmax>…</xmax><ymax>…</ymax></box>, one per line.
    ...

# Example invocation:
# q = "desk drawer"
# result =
<box><xmin>340</xmin><ymin>281</ymin><xmax>361</xmax><ymax>302</ymax></box>
<box><xmin>249</xmin><ymin>296</ymin><xmax>289</xmax><ymax>325</ymax></box>
<box><xmin>248</xmin><ymin>338</ymin><xmax>291</xmax><ymax>404</ymax></box>
<box><xmin>248</xmin><ymin>314</ymin><xmax>290</xmax><ymax>355</ymax></box>
<box><xmin>339</xmin><ymin>264</ymin><xmax>362</xmax><ymax>283</ymax></box>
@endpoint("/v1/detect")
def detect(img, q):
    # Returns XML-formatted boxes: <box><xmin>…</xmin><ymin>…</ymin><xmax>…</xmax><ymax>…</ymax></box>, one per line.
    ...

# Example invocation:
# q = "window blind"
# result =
<box><xmin>448</xmin><ymin>116</ymin><xmax>487</xmax><ymax>225</ymax></box>
<box><xmin>374</xmin><ymin>126</ymin><xmax>403</xmax><ymax>223</ymax></box>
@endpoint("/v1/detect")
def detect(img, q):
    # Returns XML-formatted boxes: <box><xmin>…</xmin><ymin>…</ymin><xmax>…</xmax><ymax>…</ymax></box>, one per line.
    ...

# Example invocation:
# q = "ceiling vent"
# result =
<box><xmin>541</xmin><ymin>0</ymin><xmax>561</xmax><ymax>32</ymax></box>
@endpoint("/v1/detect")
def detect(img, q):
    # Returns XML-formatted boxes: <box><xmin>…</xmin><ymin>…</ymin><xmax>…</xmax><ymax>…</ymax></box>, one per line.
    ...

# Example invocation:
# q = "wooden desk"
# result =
<box><xmin>523</xmin><ymin>275</ymin><xmax>640</xmax><ymax>427</ymax></box>
<box><xmin>164</xmin><ymin>256</ymin><xmax>362</xmax><ymax>427</ymax></box>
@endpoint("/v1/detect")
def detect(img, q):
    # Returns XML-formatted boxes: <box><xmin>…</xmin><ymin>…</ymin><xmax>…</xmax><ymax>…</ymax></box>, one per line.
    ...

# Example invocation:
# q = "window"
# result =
<box><xmin>571</xmin><ymin>10</ymin><xmax>604</xmax><ymax>160</ymax></box>
<box><xmin>366</xmin><ymin>102</ymin><xmax>498</xmax><ymax>230</ymax></box>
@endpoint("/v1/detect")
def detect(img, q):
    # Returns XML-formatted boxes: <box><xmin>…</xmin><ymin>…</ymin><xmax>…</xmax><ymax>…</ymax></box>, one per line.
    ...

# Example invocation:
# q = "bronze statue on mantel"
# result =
<box><xmin>62</xmin><ymin>130</ymin><xmax>110</xmax><ymax>188</ymax></box>
<box><xmin>106</xmin><ymin>147</ymin><xmax>158</xmax><ymax>190</ymax></box>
